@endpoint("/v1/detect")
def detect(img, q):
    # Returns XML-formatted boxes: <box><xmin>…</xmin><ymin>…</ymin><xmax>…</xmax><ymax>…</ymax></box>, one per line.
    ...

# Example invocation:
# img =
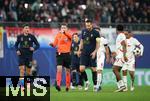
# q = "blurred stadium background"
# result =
<box><xmin>0</xmin><ymin>0</ymin><xmax>149</xmax><ymax>100</ymax></box>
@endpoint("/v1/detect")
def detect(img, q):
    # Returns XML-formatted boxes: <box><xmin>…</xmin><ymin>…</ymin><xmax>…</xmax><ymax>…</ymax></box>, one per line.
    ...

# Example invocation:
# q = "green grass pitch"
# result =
<box><xmin>50</xmin><ymin>86</ymin><xmax>150</xmax><ymax>101</ymax></box>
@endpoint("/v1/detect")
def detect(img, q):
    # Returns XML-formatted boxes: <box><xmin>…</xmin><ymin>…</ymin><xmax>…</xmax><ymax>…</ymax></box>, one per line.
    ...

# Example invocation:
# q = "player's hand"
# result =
<box><xmin>111</xmin><ymin>52</ymin><xmax>116</xmax><ymax>57</ymax></box>
<box><xmin>124</xmin><ymin>56</ymin><xmax>128</xmax><ymax>62</ymax></box>
<box><xmin>77</xmin><ymin>51</ymin><xmax>81</xmax><ymax>57</ymax></box>
<box><xmin>30</xmin><ymin>47</ymin><xmax>35</xmax><ymax>51</ymax></box>
<box><xmin>90</xmin><ymin>51</ymin><xmax>96</xmax><ymax>59</ymax></box>
<box><xmin>16</xmin><ymin>51</ymin><xmax>21</xmax><ymax>55</ymax></box>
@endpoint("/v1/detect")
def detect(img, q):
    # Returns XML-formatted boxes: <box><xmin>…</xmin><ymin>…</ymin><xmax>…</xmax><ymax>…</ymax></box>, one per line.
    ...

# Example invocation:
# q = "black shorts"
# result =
<box><xmin>80</xmin><ymin>53</ymin><xmax>97</xmax><ymax>67</ymax></box>
<box><xmin>57</xmin><ymin>53</ymin><xmax>71</xmax><ymax>68</ymax></box>
<box><xmin>71</xmin><ymin>60</ymin><xmax>80</xmax><ymax>71</ymax></box>
<box><xmin>19</xmin><ymin>55</ymin><xmax>33</xmax><ymax>68</ymax></box>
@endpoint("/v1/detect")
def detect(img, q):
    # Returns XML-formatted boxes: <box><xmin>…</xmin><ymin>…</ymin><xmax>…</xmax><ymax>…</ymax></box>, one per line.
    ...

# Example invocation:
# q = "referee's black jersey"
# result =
<box><xmin>15</xmin><ymin>33</ymin><xmax>40</xmax><ymax>52</ymax></box>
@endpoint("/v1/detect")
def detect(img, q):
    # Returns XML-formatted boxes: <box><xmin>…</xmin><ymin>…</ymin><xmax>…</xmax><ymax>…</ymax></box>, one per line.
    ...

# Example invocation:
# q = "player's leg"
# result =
<box><xmin>77</xmin><ymin>71</ymin><xmax>84</xmax><ymax>90</ymax></box>
<box><xmin>19</xmin><ymin>65</ymin><xmax>25</xmax><ymax>92</ymax></box>
<box><xmin>80</xmin><ymin>53</ymin><xmax>89</xmax><ymax>91</ymax></box>
<box><xmin>25</xmin><ymin>56</ymin><xmax>33</xmax><ymax>87</ymax></box>
<box><xmin>91</xmin><ymin>67</ymin><xmax>97</xmax><ymax>91</ymax></box>
<box><xmin>31</xmin><ymin>60</ymin><xmax>38</xmax><ymax>76</ymax></box>
<box><xmin>19</xmin><ymin>56</ymin><xmax>25</xmax><ymax>76</ymax></box>
<box><xmin>122</xmin><ymin>64</ymin><xmax>128</xmax><ymax>91</ymax></box>
<box><xmin>19</xmin><ymin>65</ymin><xmax>25</xmax><ymax>78</ymax></box>
<box><xmin>113</xmin><ymin>58</ymin><xmax>125</xmax><ymax>92</ymax></box>
<box><xmin>96</xmin><ymin>52</ymin><xmax>105</xmax><ymax>91</ymax></box>
<box><xmin>80</xmin><ymin>65</ymin><xmax>89</xmax><ymax>91</ymax></box>
<box><xmin>19</xmin><ymin>65</ymin><xmax>25</xmax><ymax>86</ymax></box>
<box><xmin>70</xmin><ymin>61</ymin><xmax>78</xmax><ymax>89</ymax></box>
<box><xmin>23</xmin><ymin>59</ymin><xmax>33</xmax><ymax>91</ymax></box>
<box><xmin>128</xmin><ymin>63</ymin><xmax>135</xmax><ymax>91</ymax></box>
<box><xmin>18</xmin><ymin>56</ymin><xmax>26</xmax><ymax>92</ymax></box>
<box><xmin>26</xmin><ymin>68</ymin><xmax>32</xmax><ymax>76</ymax></box>
<box><xmin>96</xmin><ymin>70</ymin><xmax>102</xmax><ymax>91</ymax></box>
<box><xmin>80</xmin><ymin>67</ymin><xmax>88</xmax><ymax>82</ymax></box>
<box><xmin>71</xmin><ymin>69</ymin><xmax>77</xmax><ymax>89</ymax></box>
<box><xmin>91</xmin><ymin>56</ymin><xmax>97</xmax><ymax>91</ymax></box>
<box><xmin>129</xmin><ymin>71</ymin><xmax>135</xmax><ymax>91</ymax></box>
<box><xmin>76</xmin><ymin>63</ymin><xmax>84</xmax><ymax>90</ymax></box>
<box><xmin>26</xmin><ymin>61</ymin><xmax>32</xmax><ymax>76</ymax></box>
<box><xmin>113</xmin><ymin>65</ymin><xmax>125</xmax><ymax>91</ymax></box>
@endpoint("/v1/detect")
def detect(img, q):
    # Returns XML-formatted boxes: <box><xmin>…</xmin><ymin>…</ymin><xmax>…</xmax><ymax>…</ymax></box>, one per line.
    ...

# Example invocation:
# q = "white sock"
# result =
<box><xmin>96</xmin><ymin>73</ymin><xmax>102</xmax><ymax>88</ymax></box>
<box><xmin>117</xmin><ymin>82</ymin><xmax>120</xmax><ymax>89</ymax></box>
<box><xmin>130</xmin><ymin>80</ymin><xmax>134</xmax><ymax>87</ymax></box>
<box><xmin>119</xmin><ymin>80</ymin><xmax>125</xmax><ymax>87</ymax></box>
<box><xmin>123</xmin><ymin>76</ymin><xmax>127</xmax><ymax>88</ymax></box>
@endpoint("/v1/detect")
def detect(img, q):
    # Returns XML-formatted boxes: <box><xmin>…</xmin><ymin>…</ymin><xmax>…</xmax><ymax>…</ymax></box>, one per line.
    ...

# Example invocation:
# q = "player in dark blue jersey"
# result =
<box><xmin>77</xmin><ymin>19</ymin><xmax>100</xmax><ymax>91</ymax></box>
<box><xmin>70</xmin><ymin>33</ymin><xmax>85</xmax><ymax>90</ymax></box>
<box><xmin>15</xmin><ymin>24</ymin><xmax>40</xmax><ymax>85</ymax></box>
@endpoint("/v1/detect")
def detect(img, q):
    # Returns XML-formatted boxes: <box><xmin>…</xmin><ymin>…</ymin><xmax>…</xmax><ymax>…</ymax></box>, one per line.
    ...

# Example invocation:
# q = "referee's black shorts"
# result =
<box><xmin>56</xmin><ymin>52</ymin><xmax>71</xmax><ymax>68</ymax></box>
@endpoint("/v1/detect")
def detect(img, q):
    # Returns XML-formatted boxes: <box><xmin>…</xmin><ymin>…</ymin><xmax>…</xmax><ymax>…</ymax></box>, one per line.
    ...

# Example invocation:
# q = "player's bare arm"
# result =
<box><xmin>121</xmin><ymin>40</ymin><xmax>128</xmax><ymax>62</ymax></box>
<box><xmin>105</xmin><ymin>46</ymin><xmax>110</xmax><ymax>63</ymax></box>
<box><xmin>139</xmin><ymin>44</ymin><xmax>144</xmax><ymax>56</ymax></box>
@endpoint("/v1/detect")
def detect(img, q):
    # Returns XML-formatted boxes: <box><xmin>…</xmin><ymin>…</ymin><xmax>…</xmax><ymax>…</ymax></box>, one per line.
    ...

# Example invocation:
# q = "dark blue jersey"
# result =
<box><xmin>15</xmin><ymin>34</ymin><xmax>40</xmax><ymax>54</ymax></box>
<box><xmin>71</xmin><ymin>40</ymin><xmax>80</xmax><ymax>63</ymax></box>
<box><xmin>81</xmin><ymin>28</ymin><xmax>100</xmax><ymax>55</ymax></box>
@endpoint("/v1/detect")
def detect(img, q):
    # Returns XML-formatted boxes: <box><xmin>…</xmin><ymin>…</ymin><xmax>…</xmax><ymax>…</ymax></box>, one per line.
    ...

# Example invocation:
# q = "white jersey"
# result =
<box><xmin>115</xmin><ymin>33</ymin><xmax>126</xmax><ymax>58</ymax></box>
<box><xmin>126</xmin><ymin>37</ymin><xmax>144</xmax><ymax>62</ymax></box>
<box><xmin>97</xmin><ymin>37</ymin><xmax>108</xmax><ymax>53</ymax></box>
<box><xmin>97</xmin><ymin>37</ymin><xmax>108</xmax><ymax>70</ymax></box>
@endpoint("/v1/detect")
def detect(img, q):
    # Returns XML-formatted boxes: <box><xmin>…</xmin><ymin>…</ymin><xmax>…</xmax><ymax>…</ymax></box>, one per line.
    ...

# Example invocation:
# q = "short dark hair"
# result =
<box><xmin>22</xmin><ymin>23</ymin><xmax>29</xmax><ymax>28</ymax></box>
<box><xmin>124</xmin><ymin>28</ymin><xmax>132</xmax><ymax>33</ymax></box>
<box><xmin>72</xmin><ymin>33</ymin><xmax>78</xmax><ymax>36</ymax></box>
<box><xmin>116</xmin><ymin>24</ymin><xmax>124</xmax><ymax>31</ymax></box>
<box><xmin>60</xmin><ymin>23</ymin><xmax>68</xmax><ymax>27</ymax></box>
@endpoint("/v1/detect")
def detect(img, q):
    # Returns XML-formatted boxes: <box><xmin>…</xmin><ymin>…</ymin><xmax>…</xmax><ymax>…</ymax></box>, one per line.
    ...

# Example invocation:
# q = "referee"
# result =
<box><xmin>15</xmin><ymin>24</ymin><xmax>40</xmax><ymax>84</ymax></box>
<box><xmin>50</xmin><ymin>23</ymin><xmax>72</xmax><ymax>92</ymax></box>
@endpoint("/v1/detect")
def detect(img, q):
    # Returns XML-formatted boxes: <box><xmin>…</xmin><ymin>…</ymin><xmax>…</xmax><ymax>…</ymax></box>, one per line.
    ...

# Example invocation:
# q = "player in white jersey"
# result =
<box><xmin>113</xmin><ymin>25</ymin><xmax>127</xmax><ymax>92</ymax></box>
<box><xmin>122</xmin><ymin>31</ymin><xmax>144</xmax><ymax>91</ymax></box>
<box><xmin>94</xmin><ymin>27</ymin><xmax>110</xmax><ymax>91</ymax></box>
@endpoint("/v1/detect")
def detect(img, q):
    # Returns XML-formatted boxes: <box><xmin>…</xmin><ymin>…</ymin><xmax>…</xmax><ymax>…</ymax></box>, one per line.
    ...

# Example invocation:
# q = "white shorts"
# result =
<box><xmin>122</xmin><ymin>60</ymin><xmax>135</xmax><ymax>71</ymax></box>
<box><xmin>97</xmin><ymin>52</ymin><xmax>105</xmax><ymax>71</ymax></box>
<box><xmin>113</xmin><ymin>58</ymin><xmax>125</xmax><ymax>67</ymax></box>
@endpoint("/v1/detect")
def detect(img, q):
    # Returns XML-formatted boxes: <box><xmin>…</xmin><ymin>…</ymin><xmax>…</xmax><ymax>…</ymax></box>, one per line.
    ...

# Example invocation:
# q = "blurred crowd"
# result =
<box><xmin>0</xmin><ymin>0</ymin><xmax>149</xmax><ymax>24</ymax></box>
